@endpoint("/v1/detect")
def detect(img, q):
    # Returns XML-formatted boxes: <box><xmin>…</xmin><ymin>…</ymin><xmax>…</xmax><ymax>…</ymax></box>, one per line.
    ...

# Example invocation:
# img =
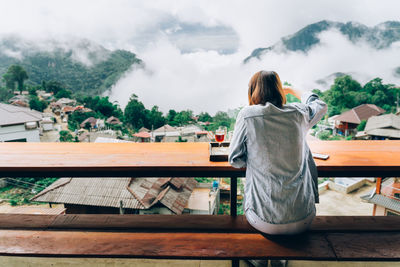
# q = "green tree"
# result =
<box><xmin>357</xmin><ymin>120</ymin><xmax>367</xmax><ymax>131</ymax></box>
<box><xmin>321</xmin><ymin>75</ymin><xmax>362</xmax><ymax>116</ymax></box>
<box><xmin>82</xmin><ymin>96</ymin><xmax>123</xmax><ymax>119</ymax></box>
<box><xmin>146</xmin><ymin>106</ymin><xmax>165</xmax><ymax>129</ymax></box>
<box><xmin>0</xmin><ymin>86</ymin><xmax>12</xmax><ymax>102</ymax></box>
<box><xmin>173</xmin><ymin>110</ymin><xmax>193</xmax><ymax>126</ymax></box>
<box><xmin>67</xmin><ymin>110</ymin><xmax>97</xmax><ymax>131</ymax></box>
<box><xmin>29</xmin><ymin>96</ymin><xmax>47</xmax><ymax>112</ymax></box>
<box><xmin>3</xmin><ymin>65</ymin><xmax>29</xmax><ymax>92</ymax></box>
<box><xmin>167</xmin><ymin>109</ymin><xmax>178</xmax><ymax>126</ymax></box>
<box><xmin>55</xmin><ymin>89</ymin><xmax>72</xmax><ymax>99</ymax></box>
<box><xmin>124</xmin><ymin>94</ymin><xmax>147</xmax><ymax>130</ymax></box>
<box><xmin>44</xmin><ymin>80</ymin><xmax>65</xmax><ymax>94</ymax></box>
<box><xmin>59</xmin><ymin>130</ymin><xmax>74</xmax><ymax>142</ymax></box>
<box><xmin>198</xmin><ymin>112</ymin><xmax>213</xmax><ymax>122</ymax></box>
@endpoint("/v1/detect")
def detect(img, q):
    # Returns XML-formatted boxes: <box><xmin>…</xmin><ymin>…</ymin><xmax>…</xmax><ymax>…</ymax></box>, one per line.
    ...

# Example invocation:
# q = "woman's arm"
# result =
<box><xmin>301</xmin><ymin>92</ymin><xmax>328</xmax><ymax>129</ymax></box>
<box><xmin>228</xmin><ymin>109</ymin><xmax>247</xmax><ymax>168</ymax></box>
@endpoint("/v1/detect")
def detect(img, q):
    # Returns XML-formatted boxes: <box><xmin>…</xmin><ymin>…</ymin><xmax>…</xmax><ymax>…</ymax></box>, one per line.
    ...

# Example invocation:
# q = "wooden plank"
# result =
<box><xmin>326</xmin><ymin>232</ymin><xmax>400</xmax><ymax>260</ymax></box>
<box><xmin>0</xmin><ymin>141</ymin><xmax>400</xmax><ymax>177</ymax></box>
<box><xmin>0</xmin><ymin>230</ymin><xmax>335</xmax><ymax>260</ymax></box>
<box><xmin>310</xmin><ymin>216</ymin><xmax>400</xmax><ymax>232</ymax></box>
<box><xmin>0</xmin><ymin>214</ymin><xmax>399</xmax><ymax>233</ymax></box>
<box><xmin>0</xmin><ymin>214</ymin><xmax>57</xmax><ymax>230</ymax></box>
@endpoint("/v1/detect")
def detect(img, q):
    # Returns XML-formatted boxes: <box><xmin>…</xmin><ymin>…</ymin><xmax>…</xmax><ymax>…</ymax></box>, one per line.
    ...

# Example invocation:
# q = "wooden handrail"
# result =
<box><xmin>1</xmin><ymin>141</ymin><xmax>400</xmax><ymax>177</ymax></box>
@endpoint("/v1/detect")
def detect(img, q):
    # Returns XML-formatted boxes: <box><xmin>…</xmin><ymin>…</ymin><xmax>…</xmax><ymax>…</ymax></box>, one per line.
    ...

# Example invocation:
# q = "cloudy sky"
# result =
<box><xmin>1</xmin><ymin>0</ymin><xmax>400</xmax><ymax>113</ymax></box>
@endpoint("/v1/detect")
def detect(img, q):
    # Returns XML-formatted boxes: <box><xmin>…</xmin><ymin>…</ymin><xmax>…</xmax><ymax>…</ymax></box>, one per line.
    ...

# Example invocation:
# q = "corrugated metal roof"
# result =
<box><xmin>360</xmin><ymin>193</ymin><xmax>400</xmax><ymax>213</ymax></box>
<box><xmin>32</xmin><ymin>177</ymin><xmax>197</xmax><ymax>214</ymax></box>
<box><xmin>366</xmin><ymin>114</ymin><xmax>400</xmax><ymax>131</ymax></box>
<box><xmin>32</xmin><ymin>178</ymin><xmax>143</xmax><ymax>210</ymax></box>
<box><xmin>0</xmin><ymin>103</ymin><xmax>42</xmax><ymax>126</ymax></box>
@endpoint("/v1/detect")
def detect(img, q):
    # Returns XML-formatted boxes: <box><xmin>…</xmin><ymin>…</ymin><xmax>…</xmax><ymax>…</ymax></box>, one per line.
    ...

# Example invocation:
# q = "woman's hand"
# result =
<box><xmin>283</xmin><ymin>87</ymin><xmax>301</xmax><ymax>100</ymax></box>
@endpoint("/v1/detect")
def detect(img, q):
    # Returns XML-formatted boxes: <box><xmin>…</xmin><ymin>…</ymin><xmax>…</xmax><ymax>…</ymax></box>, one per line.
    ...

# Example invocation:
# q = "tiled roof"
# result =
<box><xmin>80</xmin><ymin>117</ymin><xmax>97</xmax><ymax>128</ymax></box>
<box><xmin>0</xmin><ymin>103</ymin><xmax>42</xmax><ymax>126</ymax></box>
<box><xmin>154</xmin><ymin>124</ymin><xmax>176</xmax><ymax>132</ymax></box>
<box><xmin>335</xmin><ymin>104</ymin><xmax>385</xmax><ymax>124</ymax></box>
<box><xmin>133</xmin><ymin>132</ymin><xmax>151</xmax><ymax>138</ymax></box>
<box><xmin>32</xmin><ymin>177</ymin><xmax>197</xmax><ymax>214</ymax></box>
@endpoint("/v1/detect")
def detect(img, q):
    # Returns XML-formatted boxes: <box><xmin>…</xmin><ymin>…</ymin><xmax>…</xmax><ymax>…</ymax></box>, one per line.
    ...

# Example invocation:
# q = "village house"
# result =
<box><xmin>333</xmin><ymin>104</ymin><xmax>385</xmax><ymax>136</ymax></box>
<box><xmin>138</xmin><ymin>127</ymin><xmax>150</xmax><ymax>133</ymax></box>
<box><xmin>55</xmin><ymin>98</ymin><xmax>76</xmax><ymax>107</ymax></box>
<box><xmin>0</xmin><ymin>103</ymin><xmax>42</xmax><ymax>142</ymax></box>
<box><xmin>31</xmin><ymin>178</ymin><xmax>219</xmax><ymax>215</ymax></box>
<box><xmin>106</xmin><ymin>116</ymin><xmax>122</xmax><ymax>125</ymax></box>
<box><xmin>133</xmin><ymin>131</ymin><xmax>151</xmax><ymax>142</ymax></box>
<box><xmin>79</xmin><ymin>117</ymin><xmax>104</xmax><ymax>130</ymax></box>
<box><xmin>152</xmin><ymin>124</ymin><xmax>181</xmax><ymax>142</ymax></box>
<box><xmin>363</xmin><ymin>113</ymin><xmax>400</xmax><ymax>140</ymax></box>
<box><xmin>361</xmin><ymin>178</ymin><xmax>400</xmax><ymax>216</ymax></box>
<box><xmin>8</xmin><ymin>95</ymin><xmax>30</xmax><ymax>106</ymax></box>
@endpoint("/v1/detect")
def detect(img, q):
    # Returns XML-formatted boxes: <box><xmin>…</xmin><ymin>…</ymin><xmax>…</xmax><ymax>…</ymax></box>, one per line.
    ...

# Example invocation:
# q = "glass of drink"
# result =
<box><xmin>215</xmin><ymin>127</ymin><xmax>226</xmax><ymax>147</ymax></box>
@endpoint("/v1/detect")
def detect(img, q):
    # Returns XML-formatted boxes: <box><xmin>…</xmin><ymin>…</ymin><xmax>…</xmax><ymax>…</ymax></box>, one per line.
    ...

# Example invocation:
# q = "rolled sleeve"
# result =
<box><xmin>301</xmin><ymin>92</ymin><xmax>328</xmax><ymax>129</ymax></box>
<box><xmin>229</xmin><ymin>109</ymin><xmax>247</xmax><ymax>168</ymax></box>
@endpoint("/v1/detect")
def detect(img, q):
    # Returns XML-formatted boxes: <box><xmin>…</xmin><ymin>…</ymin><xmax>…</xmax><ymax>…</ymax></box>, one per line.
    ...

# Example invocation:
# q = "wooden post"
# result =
<box><xmin>376</xmin><ymin>177</ymin><xmax>383</xmax><ymax>194</ymax></box>
<box><xmin>230</xmin><ymin>177</ymin><xmax>237</xmax><ymax>217</ymax></box>
<box><xmin>119</xmin><ymin>200</ymin><xmax>125</xmax><ymax>215</ymax></box>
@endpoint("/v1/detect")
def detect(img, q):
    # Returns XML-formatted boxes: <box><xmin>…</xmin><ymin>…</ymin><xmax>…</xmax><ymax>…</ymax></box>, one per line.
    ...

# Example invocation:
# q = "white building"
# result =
<box><xmin>0</xmin><ymin>103</ymin><xmax>42</xmax><ymax>142</ymax></box>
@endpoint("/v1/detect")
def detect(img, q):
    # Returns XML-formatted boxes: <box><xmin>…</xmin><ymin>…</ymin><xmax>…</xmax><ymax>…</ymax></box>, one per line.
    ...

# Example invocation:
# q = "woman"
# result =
<box><xmin>229</xmin><ymin>71</ymin><xmax>327</xmax><ymax>235</ymax></box>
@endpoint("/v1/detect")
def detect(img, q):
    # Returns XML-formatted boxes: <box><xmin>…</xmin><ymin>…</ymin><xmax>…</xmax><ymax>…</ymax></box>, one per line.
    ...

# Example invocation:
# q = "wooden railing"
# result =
<box><xmin>0</xmin><ymin>141</ymin><xmax>400</xmax><ymax>265</ymax></box>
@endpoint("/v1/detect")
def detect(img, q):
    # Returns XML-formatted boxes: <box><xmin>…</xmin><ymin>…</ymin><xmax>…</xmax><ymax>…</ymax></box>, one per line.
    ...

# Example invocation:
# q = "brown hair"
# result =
<box><xmin>248</xmin><ymin>71</ymin><xmax>286</xmax><ymax>107</ymax></box>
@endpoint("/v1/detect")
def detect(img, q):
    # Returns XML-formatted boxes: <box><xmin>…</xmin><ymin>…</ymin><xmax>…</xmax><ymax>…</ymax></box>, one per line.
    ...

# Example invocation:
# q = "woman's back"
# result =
<box><xmin>230</xmin><ymin>102</ymin><xmax>319</xmax><ymax>224</ymax></box>
<box><xmin>229</xmin><ymin>70</ymin><xmax>327</xmax><ymax>235</ymax></box>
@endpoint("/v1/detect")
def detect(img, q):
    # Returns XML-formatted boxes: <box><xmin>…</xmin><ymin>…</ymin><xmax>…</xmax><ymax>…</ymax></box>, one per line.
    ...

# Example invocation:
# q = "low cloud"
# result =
<box><xmin>108</xmin><ymin>29</ymin><xmax>400</xmax><ymax>114</ymax></box>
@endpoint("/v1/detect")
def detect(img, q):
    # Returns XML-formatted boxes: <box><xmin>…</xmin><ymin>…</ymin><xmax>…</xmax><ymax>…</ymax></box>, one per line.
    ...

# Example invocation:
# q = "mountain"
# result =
<box><xmin>0</xmin><ymin>36</ymin><xmax>142</xmax><ymax>95</ymax></box>
<box><xmin>244</xmin><ymin>20</ymin><xmax>400</xmax><ymax>63</ymax></box>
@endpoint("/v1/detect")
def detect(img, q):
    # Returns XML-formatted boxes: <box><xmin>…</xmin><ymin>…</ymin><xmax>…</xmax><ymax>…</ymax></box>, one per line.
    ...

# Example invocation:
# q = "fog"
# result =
<box><xmin>108</xmin><ymin>30</ymin><xmax>400</xmax><ymax>114</ymax></box>
<box><xmin>1</xmin><ymin>0</ymin><xmax>400</xmax><ymax>114</ymax></box>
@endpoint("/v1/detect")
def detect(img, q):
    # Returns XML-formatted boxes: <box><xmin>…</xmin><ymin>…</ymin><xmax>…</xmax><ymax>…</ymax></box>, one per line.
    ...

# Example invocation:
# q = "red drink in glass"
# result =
<box><xmin>215</xmin><ymin>133</ymin><xmax>225</xmax><ymax>143</ymax></box>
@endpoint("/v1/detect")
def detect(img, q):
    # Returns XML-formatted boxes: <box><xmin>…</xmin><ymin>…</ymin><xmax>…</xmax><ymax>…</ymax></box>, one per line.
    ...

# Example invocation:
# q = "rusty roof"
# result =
<box><xmin>133</xmin><ymin>132</ymin><xmax>151</xmax><ymax>138</ymax></box>
<box><xmin>80</xmin><ymin>117</ymin><xmax>97</xmax><ymax>128</ymax></box>
<box><xmin>31</xmin><ymin>177</ymin><xmax>197</xmax><ymax>214</ymax></box>
<box><xmin>106</xmin><ymin>116</ymin><xmax>122</xmax><ymax>124</ymax></box>
<box><xmin>334</xmin><ymin>104</ymin><xmax>385</xmax><ymax>124</ymax></box>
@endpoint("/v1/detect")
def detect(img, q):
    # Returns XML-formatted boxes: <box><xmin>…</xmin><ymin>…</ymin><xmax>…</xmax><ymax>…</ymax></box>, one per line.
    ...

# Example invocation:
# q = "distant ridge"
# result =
<box><xmin>244</xmin><ymin>20</ymin><xmax>400</xmax><ymax>63</ymax></box>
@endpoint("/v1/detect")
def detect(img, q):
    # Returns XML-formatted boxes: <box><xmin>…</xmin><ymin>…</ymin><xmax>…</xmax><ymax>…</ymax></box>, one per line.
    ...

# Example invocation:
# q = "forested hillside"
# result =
<box><xmin>0</xmin><ymin>37</ymin><xmax>142</xmax><ymax>95</ymax></box>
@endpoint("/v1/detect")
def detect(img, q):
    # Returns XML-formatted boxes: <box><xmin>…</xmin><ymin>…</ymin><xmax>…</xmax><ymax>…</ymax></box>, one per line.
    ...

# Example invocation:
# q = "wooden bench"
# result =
<box><xmin>0</xmin><ymin>214</ymin><xmax>399</xmax><ymax>263</ymax></box>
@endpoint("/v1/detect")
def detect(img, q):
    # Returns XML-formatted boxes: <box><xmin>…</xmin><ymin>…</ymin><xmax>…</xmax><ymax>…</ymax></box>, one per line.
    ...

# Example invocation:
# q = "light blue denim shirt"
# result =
<box><xmin>229</xmin><ymin>93</ymin><xmax>327</xmax><ymax>224</ymax></box>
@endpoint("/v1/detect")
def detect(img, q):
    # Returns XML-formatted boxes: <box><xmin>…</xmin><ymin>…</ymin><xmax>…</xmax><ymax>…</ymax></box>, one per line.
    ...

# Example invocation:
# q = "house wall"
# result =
<box><xmin>375</xmin><ymin>205</ymin><xmax>386</xmax><ymax>216</ymax></box>
<box><xmin>0</xmin><ymin>124</ymin><xmax>40</xmax><ymax>142</ymax></box>
<box><xmin>42</xmin><ymin>123</ymin><xmax>54</xmax><ymax>131</ymax></box>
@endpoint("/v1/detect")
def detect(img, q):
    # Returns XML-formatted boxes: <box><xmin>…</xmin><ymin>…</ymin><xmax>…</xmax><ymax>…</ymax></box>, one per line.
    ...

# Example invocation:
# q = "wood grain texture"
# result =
<box><xmin>326</xmin><ymin>232</ymin><xmax>400</xmax><ymax>260</ymax></box>
<box><xmin>1</xmin><ymin>141</ymin><xmax>400</xmax><ymax>177</ymax></box>
<box><xmin>0</xmin><ymin>214</ymin><xmax>399</xmax><ymax>233</ymax></box>
<box><xmin>0</xmin><ymin>214</ymin><xmax>57</xmax><ymax>230</ymax></box>
<box><xmin>0</xmin><ymin>230</ymin><xmax>335</xmax><ymax>260</ymax></box>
